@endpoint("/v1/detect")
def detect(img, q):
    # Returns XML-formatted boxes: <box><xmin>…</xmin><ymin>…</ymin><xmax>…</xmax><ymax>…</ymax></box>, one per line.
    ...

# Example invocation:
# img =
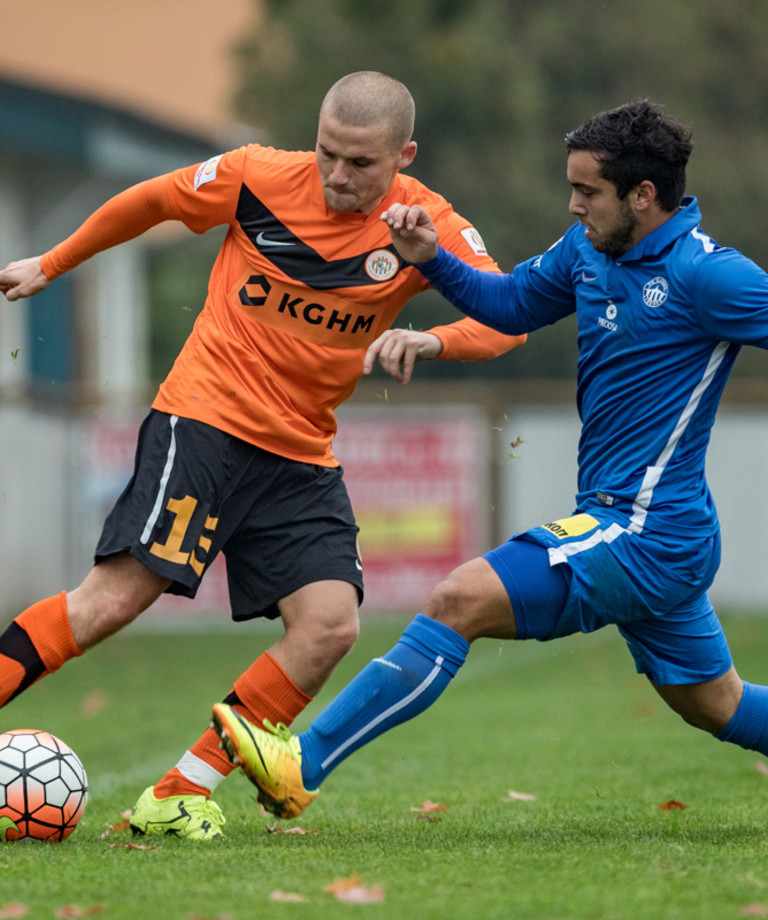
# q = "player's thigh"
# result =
<box><xmin>467</xmin><ymin>536</ymin><xmax>571</xmax><ymax>641</ymax></box>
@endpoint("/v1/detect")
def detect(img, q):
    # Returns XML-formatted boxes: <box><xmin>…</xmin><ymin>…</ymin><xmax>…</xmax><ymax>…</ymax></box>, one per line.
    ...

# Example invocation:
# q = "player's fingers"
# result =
<box><xmin>373</xmin><ymin>337</ymin><xmax>406</xmax><ymax>383</ymax></box>
<box><xmin>1</xmin><ymin>285</ymin><xmax>21</xmax><ymax>302</ymax></box>
<box><xmin>396</xmin><ymin>344</ymin><xmax>420</xmax><ymax>385</ymax></box>
<box><xmin>363</xmin><ymin>330</ymin><xmax>395</xmax><ymax>375</ymax></box>
<box><xmin>362</xmin><ymin>343</ymin><xmax>380</xmax><ymax>375</ymax></box>
<box><xmin>380</xmin><ymin>202</ymin><xmax>409</xmax><ymax>229</ymax></box>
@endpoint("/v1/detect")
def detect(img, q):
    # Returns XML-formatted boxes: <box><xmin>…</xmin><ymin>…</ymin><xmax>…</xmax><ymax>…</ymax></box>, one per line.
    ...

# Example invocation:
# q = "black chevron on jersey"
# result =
<box><xmin>235</xmin><ymin>185</ymin><xmax>405</xmax><ymax>289</ymax></box>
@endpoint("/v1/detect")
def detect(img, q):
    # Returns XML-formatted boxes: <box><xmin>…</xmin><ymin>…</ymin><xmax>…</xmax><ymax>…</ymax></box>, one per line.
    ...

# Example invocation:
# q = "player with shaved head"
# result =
<box><xmin>0</xmin><ymin>72</ymin><xmax>524</xmax><ymax>839</ymax></box>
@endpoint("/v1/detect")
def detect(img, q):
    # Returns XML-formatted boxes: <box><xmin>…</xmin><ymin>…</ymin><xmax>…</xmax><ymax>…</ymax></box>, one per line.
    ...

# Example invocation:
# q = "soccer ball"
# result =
<box><xmin>0</xmin><ymin>729</ymin><xmax>88</xmax><ymax>842</ymax></box>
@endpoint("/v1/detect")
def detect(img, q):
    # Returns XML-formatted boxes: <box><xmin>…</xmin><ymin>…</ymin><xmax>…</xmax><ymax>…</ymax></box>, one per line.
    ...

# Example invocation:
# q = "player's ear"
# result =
<box><xmin>632</xmin><ymin>179</ymin><xmax>658</xmax><ymax>211</ymax></box>
<box><xmin>396</xmin><ymin>141</ymin><xmax>417</xmax><ymax>171</ymax></box>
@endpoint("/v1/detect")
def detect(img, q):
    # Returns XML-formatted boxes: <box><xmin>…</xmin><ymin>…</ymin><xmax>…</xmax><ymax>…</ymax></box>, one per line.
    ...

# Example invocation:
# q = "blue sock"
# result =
<box><xmin>716</xmin><ymin>681</ymin><xmax>768</xmax><ymax>756</ymax></box>
<box><xmin>298</xmin><ymin>614</ymin><xmax>469</xmax><ymax>790</ymax></box>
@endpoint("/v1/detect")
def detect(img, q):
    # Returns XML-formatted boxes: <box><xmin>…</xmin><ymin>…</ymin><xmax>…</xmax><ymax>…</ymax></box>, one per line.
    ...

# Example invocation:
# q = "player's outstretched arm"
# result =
<box><xmin>381</xmin><ymin>203</ymin><xmax>439</xmax><ymax>264</ymax></box>
<box><xmin>0</xmin><ymin>257</ymin><xmax>50</xmax><ymax>302</ymax></box>
<box><xmin>363</xmin><ymin>328</ymin><xmax>443</xmax><ymax>385</ymax></box>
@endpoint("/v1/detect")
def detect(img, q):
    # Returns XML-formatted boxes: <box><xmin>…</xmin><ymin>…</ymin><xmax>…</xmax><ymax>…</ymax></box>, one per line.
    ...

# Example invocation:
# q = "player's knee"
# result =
<box><xmin>324</xmin><ymin>615</ymin><xmax>360</xmax><ymax>661</ymax></box>
<box><xmin>425</xmin><ymin>572</ymin><xmax>468</xmax><ymax>620</ymax></box>
<box><xmin>300</xmin><ymin>607</ymin><xmax>360</xmax><ymax>665</ymax></box>
<box><xmin>423</xmin><ymin>571</ymin><xmax>482</xmax><ymax>638</ymax></box>
<box><xmin>422</xmin><ymin>561</ymin><xmax>516</xmax><ymax>642</ymax></box>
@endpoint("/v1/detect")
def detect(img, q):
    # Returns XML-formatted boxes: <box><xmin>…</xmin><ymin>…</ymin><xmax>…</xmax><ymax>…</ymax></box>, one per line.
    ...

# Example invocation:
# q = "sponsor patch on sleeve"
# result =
<box><xmin>460</xmin><ymin>227</ymin><xmax>488</xmax><ymax>256</ymax></box>
<box><xmin>194</xmin><ymin>154</ymin><xmax>224</xmax><ymax>190</ymax></box>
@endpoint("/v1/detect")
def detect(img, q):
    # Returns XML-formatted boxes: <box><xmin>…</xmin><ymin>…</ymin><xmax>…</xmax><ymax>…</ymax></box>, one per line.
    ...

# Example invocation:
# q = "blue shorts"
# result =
<box><xmin>484</xmin><ymin>511</ymin><xmax>732</xmax><ymax>686</ymax></box>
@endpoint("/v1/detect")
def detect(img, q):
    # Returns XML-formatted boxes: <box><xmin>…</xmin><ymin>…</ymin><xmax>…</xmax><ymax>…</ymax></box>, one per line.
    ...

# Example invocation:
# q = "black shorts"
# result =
<box><xmin>96</xmin><ymin>410</ymin><xmax>363</xmax><ymax>620</ymax></box>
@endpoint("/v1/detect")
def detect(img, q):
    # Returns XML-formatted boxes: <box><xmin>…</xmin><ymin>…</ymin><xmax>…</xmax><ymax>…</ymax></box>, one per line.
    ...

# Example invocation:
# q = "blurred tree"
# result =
<box><xmin>147</xmin><ymin>0</ymin><xmax>768</xmax><ymax>382</ymax></box>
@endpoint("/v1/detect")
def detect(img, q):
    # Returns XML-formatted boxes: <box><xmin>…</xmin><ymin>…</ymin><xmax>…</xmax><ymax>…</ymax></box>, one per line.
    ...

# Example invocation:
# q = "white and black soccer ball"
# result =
<box><xmin>0</xmin><ymin>729</ymin><xmax>88</xmax><ymax>841</ymax></box>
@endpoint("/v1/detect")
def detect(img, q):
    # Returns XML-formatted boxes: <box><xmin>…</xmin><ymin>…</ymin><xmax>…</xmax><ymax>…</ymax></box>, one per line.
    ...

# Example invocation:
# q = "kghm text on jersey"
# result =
<box><xmin>239</xmin><ymin>274</ymin><xmax>375</xmax><ymax>334</ymax></box>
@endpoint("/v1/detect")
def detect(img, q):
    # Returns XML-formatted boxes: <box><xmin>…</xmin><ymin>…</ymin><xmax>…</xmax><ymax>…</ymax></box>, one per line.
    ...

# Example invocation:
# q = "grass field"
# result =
<box><xmin>2</xmin><ymin>613</ymin><xmax>768</xmax><ymax>919</ymax></box>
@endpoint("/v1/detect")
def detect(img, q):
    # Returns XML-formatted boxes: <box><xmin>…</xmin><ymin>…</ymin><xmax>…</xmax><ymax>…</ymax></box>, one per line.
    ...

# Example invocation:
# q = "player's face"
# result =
<box><xmin>316</xmin><ymin>112</ymin><xmax>416</xmax><ymax>214</ymax></box>
<box><xmin>567</xmin><ymin>150</ymin><xmax>640</xmax><ymax>257</ymax></box>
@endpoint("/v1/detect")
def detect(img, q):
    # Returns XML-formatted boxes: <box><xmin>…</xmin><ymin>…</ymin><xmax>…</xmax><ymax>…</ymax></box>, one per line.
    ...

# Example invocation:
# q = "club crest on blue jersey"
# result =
<box><xmin>642</xmin><ymin>276</ymin><xmax>669</xmax><ymax>308</ymax></box>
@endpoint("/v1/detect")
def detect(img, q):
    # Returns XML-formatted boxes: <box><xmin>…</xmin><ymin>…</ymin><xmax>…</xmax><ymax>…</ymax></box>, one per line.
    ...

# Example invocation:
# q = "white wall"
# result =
<box><xmin>499</xmin><ymin>403</ymin><xmax>768</xmax><ymax>613</ymax></box>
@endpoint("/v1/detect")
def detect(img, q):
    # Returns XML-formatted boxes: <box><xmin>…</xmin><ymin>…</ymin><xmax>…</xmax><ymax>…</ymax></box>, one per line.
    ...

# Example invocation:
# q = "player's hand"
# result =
<box><xmin>0</xmin><ymin>257</ymin><xmax>50</xmax><ymax>301</ymax></box>
<box><xmin>381</xmin><ymin>203</ymin><xmax>439</xmax><ymax>264</ymax></box>
<box><xmin>363</xmin><ymin>328</ymin><xmax>443</xmax><ymax>385</ymax></box>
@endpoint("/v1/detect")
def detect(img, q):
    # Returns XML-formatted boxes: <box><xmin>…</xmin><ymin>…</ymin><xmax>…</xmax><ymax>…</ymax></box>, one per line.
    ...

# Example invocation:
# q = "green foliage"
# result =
<box><xmin>226</xmin><ymin>0</ymin><xmax>768</xmax><ymax>380</ymax></box>
<box><xmin>3</xmin><ymin>616</ymin><xmax>768</xmax><ymax>919</ymax></box>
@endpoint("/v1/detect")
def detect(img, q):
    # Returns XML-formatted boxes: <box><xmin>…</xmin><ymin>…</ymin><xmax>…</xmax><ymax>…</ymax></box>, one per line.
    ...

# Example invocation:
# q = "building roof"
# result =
<box><xmin>0</xmin><ymin>75</ymin><xmax>221</xmax><ymax>179</ymax></box>
<box><xmin>1</xmin><ymin>0</ymin><xmax>257</xmax><ymax>137</ymax></box>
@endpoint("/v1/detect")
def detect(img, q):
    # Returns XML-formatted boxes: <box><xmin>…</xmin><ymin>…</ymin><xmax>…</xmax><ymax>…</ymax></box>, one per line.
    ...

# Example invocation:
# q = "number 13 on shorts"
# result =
<box><xmin>149</xmin><ymin>495</ymin><xmax>219</xmax><ymax>577</ymax></box>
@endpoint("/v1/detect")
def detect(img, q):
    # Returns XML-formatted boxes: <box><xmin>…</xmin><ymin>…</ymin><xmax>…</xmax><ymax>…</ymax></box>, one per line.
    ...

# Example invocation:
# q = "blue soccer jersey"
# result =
<box><xmin>420</xmin><ymin>197</ymin><xmax>768</xmax><ymax>541</ymax></box>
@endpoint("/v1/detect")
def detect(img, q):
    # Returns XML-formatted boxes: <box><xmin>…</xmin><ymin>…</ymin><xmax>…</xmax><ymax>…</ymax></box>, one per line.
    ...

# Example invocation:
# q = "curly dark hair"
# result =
<box><xmin>564</xmin><ymin>99</ymin><xmax>693</xmax><ymax>212</ymax></box>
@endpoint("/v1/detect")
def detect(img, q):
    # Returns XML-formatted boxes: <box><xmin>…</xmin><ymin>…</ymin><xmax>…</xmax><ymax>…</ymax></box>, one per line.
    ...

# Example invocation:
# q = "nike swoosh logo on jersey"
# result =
<box><xmin>238</xmin><ymin>186</ymin><xmax>403</xmax><ymax>288</ymax></box>
<box><xmin>256</xmin><ymin>231</ymin><xmax>295</xmax><ymax>247</ymax></box>
<box><xmin>581</xmin><ymin>272</ymin><xmax>599</xmax><ymax>283</ymax></box>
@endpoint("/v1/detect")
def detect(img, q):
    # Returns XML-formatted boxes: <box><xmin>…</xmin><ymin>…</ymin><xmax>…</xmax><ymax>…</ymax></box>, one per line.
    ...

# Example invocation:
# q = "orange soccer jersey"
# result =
<box><xmin>42</xmin><ymin>145</ymin><xmax>524</xmax><ymax>464</ymax></box>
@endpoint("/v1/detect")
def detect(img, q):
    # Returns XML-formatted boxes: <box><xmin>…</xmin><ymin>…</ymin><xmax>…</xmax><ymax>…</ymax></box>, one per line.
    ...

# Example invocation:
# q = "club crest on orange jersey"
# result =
<box><xmin>460</xmin><ymin>227</ymin><xmax>488</xmax><ymax>256</ymax></box>
<box><xmin>365</xmin><ymin>250</ymin><xmax>398</xmax><ymax>282</ymax></box>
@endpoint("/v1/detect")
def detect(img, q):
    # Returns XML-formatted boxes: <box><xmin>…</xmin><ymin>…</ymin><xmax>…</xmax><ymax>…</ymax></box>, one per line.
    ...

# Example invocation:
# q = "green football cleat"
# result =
<box><xmin>211</xmin><ymin>703</ymin><xmax>318</xmax><ymax>819</ymax></box>
<box><xmin>129</xmin><ymin>786</ymin><xmax>225</xmax><ymax>840</ymax></box>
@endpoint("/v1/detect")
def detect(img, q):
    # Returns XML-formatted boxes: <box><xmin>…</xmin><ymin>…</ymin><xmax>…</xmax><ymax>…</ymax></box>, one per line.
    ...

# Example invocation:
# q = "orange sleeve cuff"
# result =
<box><xmin>428</xmin><ymin>318</ymin><xmax>526</xmax><ymax>362</ymax></box>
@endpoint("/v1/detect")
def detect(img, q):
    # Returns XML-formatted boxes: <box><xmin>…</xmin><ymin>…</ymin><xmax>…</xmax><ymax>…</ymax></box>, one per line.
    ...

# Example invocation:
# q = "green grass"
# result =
<box><xmin>2</xmin><ymin>614</ymin><xmax>768</xmax><ymax>919</ymax></box>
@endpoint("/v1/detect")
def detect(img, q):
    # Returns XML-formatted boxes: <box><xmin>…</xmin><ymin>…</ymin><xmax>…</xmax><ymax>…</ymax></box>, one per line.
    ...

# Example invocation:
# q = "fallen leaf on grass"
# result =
<box><xmin>269</xmin><ymin>891</ymin><xmax>308</xmax><ymax>903</ymax></box>
<box><xmin>754</xmin><ymin>762</ymin><xmax>768</xmax><ymax>778</ymax></box>
<box><xmin>738</xmin><ymin>905</ymin><xmax>768</xmax><ymax>917</ymax></box>
<box><xmin>0</xmin><ymin>904</ymin><xmax>29</xmax><ymax>919</ymax></box>
<box><xmin>98</xmin><ymin>819</ymin><xmax>131</xmax><ymax>839</ymax></box>
<box><xmin>502</xmin><ymin>790</ymin><xmax>537</xmax><ymax>802</ymax></box>
<box><xmin>80</xmin><ymin>689</ymin><xmax>109</xmax><ymax>719</ymax></box>
<box><xmin>410</xmin><ymin>800</ymin><xmax>447</xmax><ymax>815</ymax></box>
<box><xmin>54</xmin><ymin>906</ymin><xmax>104</xmax><ymax>919</ymax></box>
<box><xmin>658</xmin><ymin>800</ymin><xmax>688</xmax><ymax>811</ymax></box>
<box><xmin>325</xmin><ymin>875</ymin><xmax>385</xmax><ymax>904</ymax></box>
<box><xmin>266</xmin><ymin>825</ymin><xmax>318</xmax><ymax>835</ymax></box>
<box><xmin>107</xmin><ymin>843</ymin><xmax>160</xmax><ymax>850</ymax></box>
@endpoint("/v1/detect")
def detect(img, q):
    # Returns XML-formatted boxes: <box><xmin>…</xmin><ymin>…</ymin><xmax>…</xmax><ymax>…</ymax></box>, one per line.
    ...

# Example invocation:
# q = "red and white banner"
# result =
<box><xmin>334</xmin><ymin>408</ymin><xmax>488</xmax><ymax>612</ymax></box>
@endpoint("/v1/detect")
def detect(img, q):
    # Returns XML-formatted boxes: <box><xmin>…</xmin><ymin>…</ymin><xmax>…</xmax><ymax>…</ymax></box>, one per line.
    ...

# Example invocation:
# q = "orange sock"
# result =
<box><xmin>153</xmin><ymin>651</ymin><xmax>313</xmax><ymax>799</ymax></box>
<box><xmin>232</xmin><ymin>650</ymin><xmax>314</xmax><ymax>729</ymax></box>
<box><xmin>0</xmin><ymin>592</ymin><xmax>80</xmax><ymax>707</ymax></box>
